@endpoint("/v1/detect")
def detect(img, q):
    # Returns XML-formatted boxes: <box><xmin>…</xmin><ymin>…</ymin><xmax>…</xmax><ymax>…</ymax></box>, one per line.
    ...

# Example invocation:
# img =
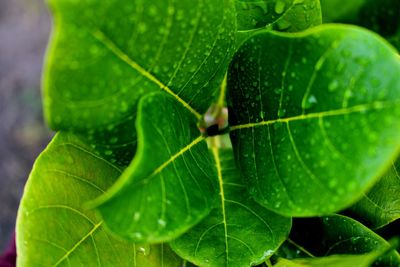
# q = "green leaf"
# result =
<box><xmin>273</xmin><ymin>248</ymin><xmax>394</xmax><ymax>267</ymax></box>
<box><xmin>288</xmin><ymin>215</ymin><xmax>400</xmax><ymax>266</ymax></box>
<box><xmin>319</xmin><ymin>0</ymin><xmax>366</xmax><ymax>22</ymax></box>
<box><xmin>236</xmin><ymin>0</ymin><xmax>321</xmax><ymax>32</ymax></box>
<box><xmin>94</xmin><ymin>93</ymin><xmax>217</xmax><ymax>243</ymax></box>
<box><xmin>16</xmin><ymin>133</ymin><xmax>183</xmax><ymax>266</ymax></box>
<box><xmin>346</xmin><ymin>157</ymin><xmax>400</xmax><ymax>229</ymax></box>
<box><xmin>171</xmin><ymin>147</ymin><xmax>291</xmax><ymax>267</ymax></box>
<box><xmin>320</xmin><ymin>0</ymin><xmax>400</xmax><ymax>51</ymax></box>
<box><xmin>235</xmin><ymin>0</ymin><xmax>322</xmax><ymax>48</ymax></box>
<box><xmin>227</xmin><ymin>24</ymin><xmax>400</xmax><ymax>216</ymax></box>
<box><xmin>43</xmin><ymin>0</ymin><xmax>237</xmax><ymax>163</ymax></box>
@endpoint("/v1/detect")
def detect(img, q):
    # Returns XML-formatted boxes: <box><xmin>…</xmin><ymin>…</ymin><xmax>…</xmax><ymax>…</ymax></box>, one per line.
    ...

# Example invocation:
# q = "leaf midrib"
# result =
<box><xmin>211</xmin><ymin>146</ymin><xmax>230</xmax><ymax>265</ymax></box>
<box><xmin>90</xmin><ymin>29</ymin><xmax>202</xmax><ymax>120</ymax></box>
<box><xmin>53</xmin><ymin>222</ymin><xmax>103</xmax><ymax>266</ymax></box>
<box><xmin>230</xmin><ymin>100</ymin><xmax>399</xmax><ymax>130</ymax></box>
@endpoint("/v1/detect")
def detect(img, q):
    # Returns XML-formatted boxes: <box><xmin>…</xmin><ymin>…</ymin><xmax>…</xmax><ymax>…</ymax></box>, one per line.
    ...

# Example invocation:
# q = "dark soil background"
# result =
<box><xmin>0</xmin><ymin>0</ymin><xmax>52</xmax><ymax>250</ymax></box>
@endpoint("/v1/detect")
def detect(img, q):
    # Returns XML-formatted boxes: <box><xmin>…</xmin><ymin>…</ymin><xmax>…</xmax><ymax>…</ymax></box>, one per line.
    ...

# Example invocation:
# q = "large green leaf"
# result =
<box><xmin>227</xmin><ymin>24</ymin><xmax>400</xmax><ymax>216</ymax></box>
<box><xmin>171</xmin><ymin>147</ymin><xmax>291</xmax><ymax>267</ymax></box>
<box><xmin>346</xmin><ymin>157</ymin><xmax>400</xmax><ymax>229</ymax></box>
<box><xmin>288</xmin><ymin>215</ymin><xmax>400</xmax><ymax>266</ymax></box>
<box><xmin>320</xmin><ymin>0</ymin><xmax>400</xmax><ymax>51</ymax></box>
<box><xmin>43</xmin><ymin>0</ymin><xmax>237</xmax><ymax>163</ymax></box>
<box><xmin>16</xmin><ymin>133</ymin><xmax>183</xmax><ymax>266</ymax></box>
<box><xmin>94</xmin><ymin>93</ymin><xmax>217</xmax><ymax>243</ymax></box>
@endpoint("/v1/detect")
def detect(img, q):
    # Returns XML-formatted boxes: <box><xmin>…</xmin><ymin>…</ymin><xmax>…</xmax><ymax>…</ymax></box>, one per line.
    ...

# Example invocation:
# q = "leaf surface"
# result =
<box><xmin>288</xmin><ymin>215</ymin><xmax>400</xmax><ymax>266</ymax></box>
<box><xmin>346</xmin><ymin>157</ymin><xmax>400</xmax><ymax>229</ymax></box>
<box><xmin>228</xmin><ymin>24</ymin><xmax>400</xmax><ymax>216</ymax></box>
<box><xmin>16</xmin><ymin>133</ymin><xmax>183</xmax><ymax>267</ymax></box>
<box><xmin>236</xmin><ymin>0</ymin><xmax>321</xmax><ymax>32</ymax></box>
<box><xmin>171</xmin><ymin>148</ymin><xmax>291</xmax><ymax>267</ymax></box>
<box><xmin>43</xmin><ymin>0</ymin><xmax>237</xmax><ymax>163</ymax></box>
<box><xmin>320</xmin><ymin>0</ymin><xmax>400</xmax><ymax>50</ymax></box>
<box><xmin>95</xmin><ymin>93</ymin><xmax>217</xmax><ymax>243</ymax></box>
<box><xmin>273</xmin><ymin>250</ymin><xmax>393</xmax><ymax>267</ymax></box>
<box><xmin>235</xmin><ymin>0</ymin><xmax>322</xmax><ymax>48</ymax></box>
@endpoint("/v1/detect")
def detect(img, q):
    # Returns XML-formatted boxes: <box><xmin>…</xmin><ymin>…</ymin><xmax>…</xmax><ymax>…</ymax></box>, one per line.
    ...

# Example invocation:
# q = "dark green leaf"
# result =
<box><xmin>171</xmin><ymin>148</ymin><xmax>291</xmax><ymax>267</ymax></box>
<box><xmin>94</xmin><ymin>93</ymin><xmax>217</xmax><ymax>243</ymax></box>
<box><xmin>228</xmin><ymin>24</ymin><xmax>400</xmax><ymax>216</ymax></box>
<box><xmin>273</xmin><ymin>250</ymin><xmax>393</xmax><ymax>267</ymax></box>
<box><xmin>43</xmin><ymin>0</ymin><xmax>237</xmax><ymax>163</ymax></box>
<box><xmin>17</xmin><ymin>133</ymin><xmax>183</xmax><ymax>266</ymax></box>
<box><xmin>320</xmin><ymin>0</ymin><xmax>400</xmax><ymax>51</ymax></box>
<box><xmin>235</xmin><ymin>0</ymin><xmax>322</xmax><ymax>48</ymax></box>
<box><xmin>288</xmin><ymin>215</ymin><xmax>400</xmax><ymax>266</ymax></box>
<box><xmin>236</xmin><ymin>0</ymin><xmax>321</xmax><ymax>31</ymax></box>
<box><xmin>346</xmin><ymin>157</ymin><xmax>400</xmax><ymax>229</ymax></box>
<box><xmin>319</xmin><ymin>0</ymin><xmax>366</xmax><ymax>22</ymax></box>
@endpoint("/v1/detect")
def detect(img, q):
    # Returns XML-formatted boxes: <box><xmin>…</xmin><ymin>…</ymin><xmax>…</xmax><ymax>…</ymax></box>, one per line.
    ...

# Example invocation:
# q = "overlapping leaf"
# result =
<box><xmin>94</xmin><ymin>93</ymin><xmax>217</xmax><ymax>243</ymax></box>
<box><xmin>171</xmin><ymin>148</ymin><xmax>291</xmax><ymax>267</ymax></box>
<box><xmin>228</xmin><ymin>24</ymin><xmax>400</xmax><ymax>216</ymax></box>
<box><xmin>320</xmin><ymin>0</ymin><xmax>400</xmax><ymax>51</ymax></box>
<box><xmin>274</xmin><ymin>248</ymin><xmax>396</xmax><ymax>267</ymax></box>
<box><xmin>236</xmin><ymin>0</ymin><xmax>321</xmax><ymax>32</ymax></box>
<box><xmin>16</xmin><ymin>133</ymin><xmax>183</xmax><ymax>267</ymax></box>
<box><xmin>235</xmin><ymin>0</ymin><xmax>322</xmax><ymax>48</ymax></box>
<box><xmin>346</xmin><ymin>157</ymin><xmax>400</xmax><ymax>229</ymax></box>
<box><xmin>288</xmin><ymin>215</ymin><xmax>400</xmax><ymax>266</ymax></box>
<box><xmin>43</xmin><ymin>0</ymin><xmax>237</xmax><ymax>164</ymax></box>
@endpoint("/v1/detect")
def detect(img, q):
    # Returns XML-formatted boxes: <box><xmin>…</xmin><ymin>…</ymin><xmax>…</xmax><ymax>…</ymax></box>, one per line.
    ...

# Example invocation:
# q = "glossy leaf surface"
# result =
<box><xmin>289</xmin><ymin>215</ymin><xmax>400</xmax><ymax>266</ymax></box>
<box><xmin>235</xmin><ymin>0</ymin><xmax>322</xmax><ymax>48</ymax></box>
<box><xmin>347</xmin><ymin>157</ymin><xmax>400</xmax><ymax>229</ymax></box>
<box><xmin>228</xmin><ymin>24</ymin><xmax>400</xmax><ymax>216</ymax></box>
<box><xmin>95</xmin><ymin>93</ymin><xmax>217</xmax><ymax>243</ymax></box>
<box><xmin>16</xmin><ymin>133</ymin><xmax>183</xmax><ymax>266</ymax></box>
<box><xmin>171</xmin><ymin>148</ymin><xmax>291</xmax><ymax>267</ymax></box>
<box><xmin>43</xmin><ymin>0</ymin><xmax>237</xmax><ymax>164</ymax></box>
<box><xmin>236</xmin><ymin>0</ymin><xmax>321</xmax><ymax>31</ymax></box>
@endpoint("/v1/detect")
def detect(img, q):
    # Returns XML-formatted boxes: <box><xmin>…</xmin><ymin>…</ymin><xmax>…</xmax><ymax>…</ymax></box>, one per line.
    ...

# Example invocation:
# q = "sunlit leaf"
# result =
<box><xmin>94</xmin><ymin>93</ymin><xmax>217</xmax><ymax>243</ymax></box>
<box><xmin>43</xmin><ymin>0</ymin><xmax>237</xmax><ymax>164</ymax></box>
<box><xmin>16</xmin><ymin>133</ymin><xmax>183</xmax><ymax>266</ymax></box>
<box><xmin>227</xmin><ymin>24</ymin><xmax>400</xmax><ymax>216</ymax></box>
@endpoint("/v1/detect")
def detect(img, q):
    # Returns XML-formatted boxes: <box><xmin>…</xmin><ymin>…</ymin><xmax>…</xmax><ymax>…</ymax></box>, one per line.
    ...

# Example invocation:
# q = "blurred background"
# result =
<box><xmin>0</xmin><ymin>0</ymin><xmax>52</xmax><ymax>250</ymax></box>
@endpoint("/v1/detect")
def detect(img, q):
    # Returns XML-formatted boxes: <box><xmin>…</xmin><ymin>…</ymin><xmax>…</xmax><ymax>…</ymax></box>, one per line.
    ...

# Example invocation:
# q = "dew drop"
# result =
<box><xmin>302</xmin><ymin>95</ymin><xmax>317</xmax><ymax>109</ymax></box>
<box><xmin>278</xmin><ymin>109</ymin><xmax>286</xmax><ymax>117</ymax></box>
<box><xmin>328</xmin><ymin>80</ymin><xmax>339</xmax><ymax>92</ymax></box>
<box><xmin>157</xmin><ymin>219</ymin><xmax>167</xmax><ymax>227</ymax></box>
<box><xmin>137</xmin><ymin>244</ymin><xmax>151</xmax><ymax>256</ymax></box>
<box><xmin>274</xmin><ymin>0</ymin><xmax>286</xmax><ymax>14</ymax></box>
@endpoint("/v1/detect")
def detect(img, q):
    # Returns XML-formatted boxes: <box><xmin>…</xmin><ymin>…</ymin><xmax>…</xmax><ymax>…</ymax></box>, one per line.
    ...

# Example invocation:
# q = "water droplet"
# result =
<box><xmin>328</xmin><ymin>80</ymin><xmax>339</xmax><ymax>92</ymax></box>
<box><xmin>137</xmin><ymin>244</ymin><xmax>151</xmax><ymax>256</ymax></box>
<box><xmin>302</xmin><ymin>95</ymin><xmax>317</xmax><ymax>109</ymax></box>
<box><xmin>275</xmin><ymin>0</ymin><xmax>286</xmax><ymax>14</ymax></box>
<box><xmin>278</xmin><ymin>109</ymin><xmax>286</xmax><ymax>117</ymax></box>
<box><xmin>157</xmin><ymin>219</ymin><xmax>167</xmax><ymax>227</ymax></box>
<box><xmin>133</xmin><ymin>212</ymin><xmax>141</xmax><ymax>221</ymax></box>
